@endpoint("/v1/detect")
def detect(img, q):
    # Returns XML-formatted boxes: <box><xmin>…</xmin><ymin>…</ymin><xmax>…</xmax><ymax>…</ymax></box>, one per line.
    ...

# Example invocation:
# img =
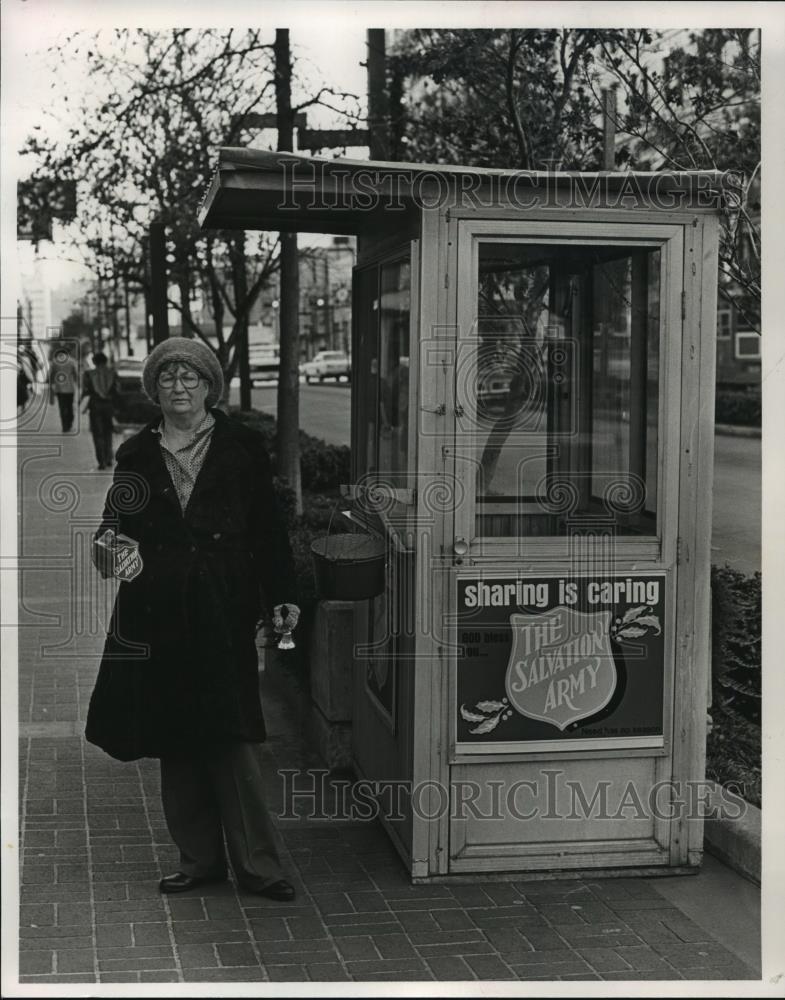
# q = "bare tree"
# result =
<box><xmin>22</xmin><ymin>29</ymin><xmax>282</xmax><ymax>395</ymax></box>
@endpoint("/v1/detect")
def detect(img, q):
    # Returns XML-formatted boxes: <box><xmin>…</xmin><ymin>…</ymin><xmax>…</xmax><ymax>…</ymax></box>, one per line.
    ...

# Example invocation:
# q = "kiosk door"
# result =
<box><xmin>448</xmin><ymin>220</ymin><xmax>685</xmax><ymax>872</ymax></box>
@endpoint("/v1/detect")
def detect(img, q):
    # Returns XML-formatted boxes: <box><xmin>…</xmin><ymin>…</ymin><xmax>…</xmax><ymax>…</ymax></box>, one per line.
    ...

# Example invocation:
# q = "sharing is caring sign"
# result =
<box><xmin>456</xmin><ymin>574</ymin><xmax>666</xmax><ymax>747</ymax></box>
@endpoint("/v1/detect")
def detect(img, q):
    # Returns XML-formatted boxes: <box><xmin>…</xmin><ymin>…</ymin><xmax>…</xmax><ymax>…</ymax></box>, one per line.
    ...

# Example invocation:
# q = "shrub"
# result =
<box><xmin>705</xmin><ymin>709</ymin><xmax>761</xmax><ymax>808</ymax></box>
<box><xmin>229</xmin><ymin>407</ymin><xmax>277</xmax><ymax>452</ymax></box>
<box><xmin>715</xmin><ymin>390</ymin><xmax>761</xmax><ymax>427</ymax></box>
<box><xmin>229</xmin><ymin>406</ymin><xmax>350</xmax><ymax>492</ymax></box>
<box><xmin>300</xmin><ymin>439</ymin><xmax>351</xmax><ymax>492</ymax></box>
<box><xmin>711</xmin><ymin>565</ymin><xmax>762</xmax><ymax>724</ymax></box>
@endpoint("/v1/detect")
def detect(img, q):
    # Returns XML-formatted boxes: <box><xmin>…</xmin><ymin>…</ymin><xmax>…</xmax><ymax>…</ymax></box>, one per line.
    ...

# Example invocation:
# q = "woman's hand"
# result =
<box><xmin>91</xmin><ymin>530</ymin><xmax>117</xmax><ymax>579</ymax></box>
<box><xmin>273</xmin><ymin>603</ymin><xmax>301</xmax><ymax>631</ymax></box>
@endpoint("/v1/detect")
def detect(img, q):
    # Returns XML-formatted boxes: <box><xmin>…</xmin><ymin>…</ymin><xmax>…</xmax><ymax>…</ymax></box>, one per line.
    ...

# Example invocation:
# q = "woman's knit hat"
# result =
<box><xmin>142</xmin><ymin>337</ymin><xmax>224</xmax><ymax>407</ymax></box>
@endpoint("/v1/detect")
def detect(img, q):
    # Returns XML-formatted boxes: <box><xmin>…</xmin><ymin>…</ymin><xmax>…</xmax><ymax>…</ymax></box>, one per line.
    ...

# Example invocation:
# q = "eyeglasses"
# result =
<box><xmin>157</xmin><ymin>371</ymin><xmax>202</xmax><ymax>389</ymax></box>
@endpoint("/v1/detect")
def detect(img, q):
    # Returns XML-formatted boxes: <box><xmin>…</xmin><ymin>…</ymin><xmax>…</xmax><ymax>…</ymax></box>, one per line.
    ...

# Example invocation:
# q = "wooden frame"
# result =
<box><xmin>670</xmin><ymin>214</ymin><xmax>718</xmax><ymax>866</ymax></box>
<box><xmin>431</xmin><ymin>215</ymin><xmax>690</xmax><ymax>876</ymax></box>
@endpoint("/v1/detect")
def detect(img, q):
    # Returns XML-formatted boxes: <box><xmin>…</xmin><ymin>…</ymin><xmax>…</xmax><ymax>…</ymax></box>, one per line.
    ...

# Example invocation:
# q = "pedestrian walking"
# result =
<box><xmin>17</xmin><ymin>346</ymin><xmax>33</xmax><ymax>413</ymax></box>
<box><xmin>85</xmin><ymin>337</ymin><xmax>300</xmax><ymax>901</ymax></box>
<box><xmin>48</xmin><ymin>344</ymin><xmax>80</xmax><ymax>431</ymax></box>
<box><xmin>81</xmin><ymin>352</ymin><xmax>118</xmax><ymax>469</ymax></box>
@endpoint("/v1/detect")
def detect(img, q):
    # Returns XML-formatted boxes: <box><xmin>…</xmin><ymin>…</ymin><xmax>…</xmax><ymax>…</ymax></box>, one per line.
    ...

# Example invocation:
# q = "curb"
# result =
<box><xmin>704</xmin><ymin>781</ymin><xmax>761</xmax><ymax>885</ymax></box>
<box><xmin>714</xmin><ymin>423</ymin><xmax>761</xmax><ymax>438</ymax></box>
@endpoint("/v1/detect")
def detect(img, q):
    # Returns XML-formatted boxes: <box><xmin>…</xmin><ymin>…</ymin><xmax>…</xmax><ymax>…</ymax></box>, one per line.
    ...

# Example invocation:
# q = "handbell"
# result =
<box><xmin>277</xmin><ymin>630</ymin><xmax>295</xmax><ymax>651</ymax></box>
<box><xmin>274</xmin><ymin>604</ymin><xmax>298</xmax><ymax>651</ymax></box>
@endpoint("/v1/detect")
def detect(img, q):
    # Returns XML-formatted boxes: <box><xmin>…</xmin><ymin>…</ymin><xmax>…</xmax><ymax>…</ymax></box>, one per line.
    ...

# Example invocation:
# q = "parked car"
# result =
<box><xmin>114</xmin><ymin>357</ymin><xmax>143</xmax><ymax>392</ymax></box>
<box><xmin>300</xmin><ymin>350</ymin><xmax>351</xmax><ymax>384</ymax></box>
<box><xmin>111</xmin><ymin>358</ymin><xmax>159</xmax><ymax>425</ymax></box>
<box><xmin>249</xmin><ymin>345</ymin><xmax>280</xmax><ymax>383</ymax></box>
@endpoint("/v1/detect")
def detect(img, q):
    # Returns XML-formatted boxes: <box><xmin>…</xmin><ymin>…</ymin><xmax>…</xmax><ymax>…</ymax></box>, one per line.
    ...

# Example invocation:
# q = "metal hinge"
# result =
<box><xmin>677</xmin><ymin>536</ymin><xmax>684</xmax><ymax>565</ymax></box>
<box><xmin>444</xmin><ymin>272</ymin><xmax>450</xmax><ymax>289</ymax></box>
<box><xmin>681</xmin><ymin>291</ymin><xmax>686</xmax><ymax>320</ymax></box>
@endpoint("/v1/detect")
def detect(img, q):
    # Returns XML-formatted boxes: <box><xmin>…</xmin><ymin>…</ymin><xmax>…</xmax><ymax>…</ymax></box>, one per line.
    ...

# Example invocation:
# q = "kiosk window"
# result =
<box><xmin>474</xmin><ymin>242</ymin><xmax>661</xmax><ymax>537</ymax></box>
<box><xmin>378</xmin><ymin>260</ymin><xmax>411</xmax><ymax>477</ymax></box>
<box><xmin>354</xmin><ymin>255</ymin><xmax>411</xmax><ymax>482</ymax></box>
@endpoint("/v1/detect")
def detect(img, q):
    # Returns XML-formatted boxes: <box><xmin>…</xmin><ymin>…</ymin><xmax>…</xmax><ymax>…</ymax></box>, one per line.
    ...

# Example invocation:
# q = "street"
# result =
<box><xmin>243</xmin><ymin>381</ymin><xmax>352</xmax><ymax>448</ymax></box>
<box><xmin>237</xmin><ymin>382</ymin><xmax>762</xmax><ymax>574</ymax></box>
<box><xmin>711</xmin><ymin>434</ymin><xmax>762</xmax><ymax>575</ymax></box>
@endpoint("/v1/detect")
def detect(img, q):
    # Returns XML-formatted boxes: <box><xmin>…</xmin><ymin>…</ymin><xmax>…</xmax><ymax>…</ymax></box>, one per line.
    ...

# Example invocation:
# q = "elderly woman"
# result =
<box><xmin>86</xmin><ymin>337</ymin><xmax>299</xmax><ymax>901</ymax></box>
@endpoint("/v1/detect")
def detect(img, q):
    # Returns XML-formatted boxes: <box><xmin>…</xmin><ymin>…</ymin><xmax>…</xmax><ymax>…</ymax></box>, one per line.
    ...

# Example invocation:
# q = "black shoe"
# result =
<box><xmin>243</xmin><ymin>878</ymin><xmax>296</xmax><ymax>901</ymax></box>
<box><xmin>159</xmin><ymin>871</ymin><xmax>226</xmax><ymax>894</ymax></box>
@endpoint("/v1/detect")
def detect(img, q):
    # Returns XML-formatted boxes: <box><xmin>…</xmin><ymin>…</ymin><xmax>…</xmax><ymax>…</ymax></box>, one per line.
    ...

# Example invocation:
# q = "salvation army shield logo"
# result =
<box><xmin>504</xmin><ymin>607</ymin><xmax>617</xmax><ymax>731</ymax></box>
<box><xmin>112</xmin><ymin>538</ymin><xmax>143</xmax><ymax>583</ymax></box>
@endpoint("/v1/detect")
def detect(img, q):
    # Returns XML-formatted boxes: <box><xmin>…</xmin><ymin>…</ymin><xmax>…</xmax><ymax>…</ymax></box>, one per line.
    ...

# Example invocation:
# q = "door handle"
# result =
<box><xmin>453</xmin><ymin>537</ymin><xmax>469</xmax><ymax>566</ymax></box>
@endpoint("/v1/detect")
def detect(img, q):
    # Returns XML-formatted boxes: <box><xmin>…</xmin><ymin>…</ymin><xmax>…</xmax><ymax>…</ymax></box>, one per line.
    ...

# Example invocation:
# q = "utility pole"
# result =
<box><xmin>366</xmin><ymin>29</ymin><xmax>388</xmax><ymax>160</ymax></box>
<box><xmin>232</xmin><ymin>232</ymin><xmax>252</xmax><ymax>410</ymax></box>
<box><xmin>274</xmin><ymin>28</ymin><xmax>303</xmax><ymax>515</ymax></box>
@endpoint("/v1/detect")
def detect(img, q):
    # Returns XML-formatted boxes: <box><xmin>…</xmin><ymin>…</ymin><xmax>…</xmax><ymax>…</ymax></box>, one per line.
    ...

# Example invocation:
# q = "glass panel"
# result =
<box><xmin>473</xmin><ymin>242</ymin><xmax>661</xmax><ymax>538</ymax></box>
<box><xmin>352</xmin><ymin>265</ymin><xmax>380</xmax><ymax>477</ymax></box>
<box><xmin>352</xmin><ymin>254</ymin><xmax>414</xmax><ymax>739</ymax></box>
<box><xmin>377</xmin><ymin>259</ymin><xmax>411</xmax><ymax>479</ymax></box>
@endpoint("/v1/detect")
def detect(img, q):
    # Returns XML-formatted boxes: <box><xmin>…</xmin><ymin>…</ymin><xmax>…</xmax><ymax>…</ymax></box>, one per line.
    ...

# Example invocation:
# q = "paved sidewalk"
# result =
<box><xmin>15</xmin><ymin>401</ymin><xmax>761</xmax><ymax>986</ymax></box>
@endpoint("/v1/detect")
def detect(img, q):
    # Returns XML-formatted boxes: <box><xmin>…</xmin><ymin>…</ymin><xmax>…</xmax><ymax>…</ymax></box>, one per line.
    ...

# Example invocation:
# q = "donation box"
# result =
<box><xmin>200</xmin><ymin>151</ymin><xmax>723</xmax><ymax>880</ymax></box>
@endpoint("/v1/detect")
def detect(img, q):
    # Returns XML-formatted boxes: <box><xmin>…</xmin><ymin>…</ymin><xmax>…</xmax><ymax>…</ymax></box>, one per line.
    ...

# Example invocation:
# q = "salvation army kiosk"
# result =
<box><xmin>200</xmin><ymin>149</ymin><xmax>723</xmax><ymax>881</ymax></box>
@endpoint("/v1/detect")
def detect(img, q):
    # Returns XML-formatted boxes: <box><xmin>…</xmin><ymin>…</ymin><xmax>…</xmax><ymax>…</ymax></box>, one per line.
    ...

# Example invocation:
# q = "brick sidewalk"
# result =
<box><xmin>15</xmin><ymin>403</ymin><xmax>758</xmax><ymax>985</ymax></box>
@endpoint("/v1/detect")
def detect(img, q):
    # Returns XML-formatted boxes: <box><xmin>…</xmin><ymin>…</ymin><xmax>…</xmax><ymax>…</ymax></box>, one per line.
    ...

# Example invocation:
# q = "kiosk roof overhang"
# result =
<box><xmin>198</xmin><ymin>147</ymin><xmax>731</xmax><ymax>235</ymax></box>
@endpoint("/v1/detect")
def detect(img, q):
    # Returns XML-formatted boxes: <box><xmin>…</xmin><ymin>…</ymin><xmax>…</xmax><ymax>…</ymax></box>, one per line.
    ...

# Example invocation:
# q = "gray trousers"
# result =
<box><xmin>159</xmin><ymin>741</ymin><xmax>284</xmax><ymax>888</ymax></box>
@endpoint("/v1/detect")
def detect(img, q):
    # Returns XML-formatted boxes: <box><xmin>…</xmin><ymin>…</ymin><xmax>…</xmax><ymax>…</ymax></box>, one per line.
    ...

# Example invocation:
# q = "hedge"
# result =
<box><xmin>229</xmin><ymin>406</ymin><xmax>351</xmax><ymax>493</ymax></box>
<box><xmin>715</xmin><ymin>389</ymin><xmax>761</xmax><ymax>427</ymax></box>
<box><xmin>711</xmin><ymin>565</ymin><xmax>761</xmax><ymax>724</ymax></box>
<box><xmin>707</xmin><ymin>564</ymin><xmax>762</xmax><ymax>806</ymax></box>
